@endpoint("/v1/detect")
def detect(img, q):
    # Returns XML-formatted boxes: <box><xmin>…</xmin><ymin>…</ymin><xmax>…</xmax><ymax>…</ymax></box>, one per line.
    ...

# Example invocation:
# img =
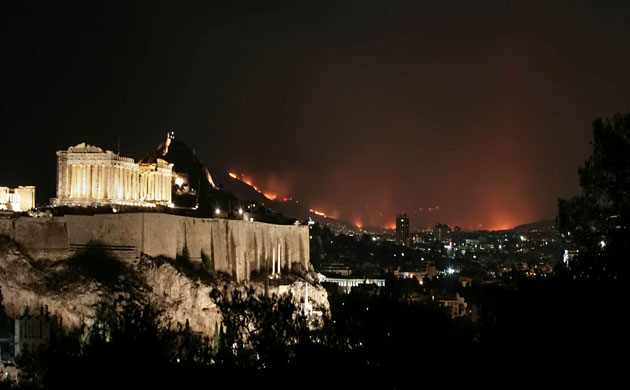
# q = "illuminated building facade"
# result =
<box><xmin>438</xmin><ymin>293</ymin><xmax>468</xmax><ymax>319</ymax></box>
<box><xmin>0</xmin><ymin>186</ymin><xmax>35</xmax><ymax>212</ymax></box>
<box><xmin>14</xmin><ymin>314</ymin><xmax>51</xmax><ymax>357</ymax></box>
<box><xmin>52</xmin><ymin>143</ymin><xmax>173</xmax><ymax>207</ymax></box>
<box><xmin>323</xmin><ymin>277</ymin><xmax>386</xmax><ymax>294</ymax></box>
<box><xmin>396</xmin><ymin>213</ymin><xmax>410</xmax><ymax>247</ymax></box>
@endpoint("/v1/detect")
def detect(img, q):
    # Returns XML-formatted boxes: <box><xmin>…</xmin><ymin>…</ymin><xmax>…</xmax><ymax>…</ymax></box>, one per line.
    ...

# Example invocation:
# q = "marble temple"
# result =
<box><xmin>52</xmin><ymin>143</ymin><xmax>173</xmax><ymax>207</ymax></box>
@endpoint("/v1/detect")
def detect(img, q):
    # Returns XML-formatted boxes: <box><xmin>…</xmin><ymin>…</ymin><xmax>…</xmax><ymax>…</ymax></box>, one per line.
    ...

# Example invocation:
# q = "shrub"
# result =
<box><xmin>201</xmin><ymin>250</ymin><xmax>213</xmax><ymax>272</ymax></box>
<box><xmin>181</xmin><ymin>245</ymin><xmax>191</xmax><ymax>264</ymax></box>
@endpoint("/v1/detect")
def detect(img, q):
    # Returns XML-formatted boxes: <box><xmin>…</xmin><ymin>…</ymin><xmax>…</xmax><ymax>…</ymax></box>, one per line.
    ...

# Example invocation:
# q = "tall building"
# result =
<box><xmin>52</xmin><ymin>143</ymin><xmax>174</xmax><ymax>207</ymax></box>
<box><xmin>0</xmin><ymin>186</ymin><xmax>35</xmax><ymax>212</ymax></box>
<box><xmin>396</xmin><ymin>213</ymin><xmax>410</xmax><ymax>247</ymax></box>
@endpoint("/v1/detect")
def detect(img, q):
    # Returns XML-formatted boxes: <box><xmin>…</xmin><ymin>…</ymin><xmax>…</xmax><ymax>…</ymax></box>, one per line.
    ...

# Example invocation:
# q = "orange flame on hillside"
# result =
<box><xmin>309</xmin><ymin>209</ymin><xmax>327</xmax><ymax>218</ymax></box>
<box><xmin>229</xmin><ymin>171</ymin><xmax>294</xmax><ymax>202</ymax></box>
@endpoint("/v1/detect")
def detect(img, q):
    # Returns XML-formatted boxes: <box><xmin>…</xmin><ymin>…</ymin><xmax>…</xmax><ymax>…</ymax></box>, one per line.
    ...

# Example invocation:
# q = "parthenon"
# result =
<box><xmin>52</xmin><ymin>143</ymin><xmax>173</xmax><ymax>207</ymax></box>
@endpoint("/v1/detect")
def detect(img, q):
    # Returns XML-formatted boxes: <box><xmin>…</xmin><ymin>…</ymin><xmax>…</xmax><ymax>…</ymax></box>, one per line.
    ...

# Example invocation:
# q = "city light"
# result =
<box><xmin>447</xmin><ymin>268</ymin><xmax>455</xmax><ymax>275</ymax></box>
<box><xmin>238</xmin><ymin>208</ymin><xmax>243</xmax><ymax>215</ymax></box>
<box><xmin>215</xmin><ymin>208</ymin><xmax>220</xmax><ymax>215</ymax></box>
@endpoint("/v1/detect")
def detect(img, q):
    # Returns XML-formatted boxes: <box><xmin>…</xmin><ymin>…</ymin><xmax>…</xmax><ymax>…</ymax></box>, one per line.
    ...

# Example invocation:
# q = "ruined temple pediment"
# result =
<box><xmin>67</xmin><ymin>143</ymin><xmax>105</xmax><ymax>153</ymax></box>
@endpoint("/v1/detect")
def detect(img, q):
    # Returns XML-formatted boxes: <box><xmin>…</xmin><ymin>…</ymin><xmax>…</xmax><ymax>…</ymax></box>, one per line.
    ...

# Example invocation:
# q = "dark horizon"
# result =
<box><xmin>2</xmin><ymin>1</ymin><xmax>630</xmax><ymax>230</ymax></box>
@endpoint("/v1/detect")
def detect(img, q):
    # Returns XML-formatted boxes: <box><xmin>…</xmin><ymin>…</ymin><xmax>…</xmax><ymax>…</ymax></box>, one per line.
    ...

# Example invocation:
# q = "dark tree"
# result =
<box><xmin>558</xmin><ymin>113</ymin><xmax>630</xmax><ymax>278</ymax></box>
<box><xmin>0</xmin><ymin>288</ymin><xmax>9</xmax><ymax>331</ymax></box>
<box><xmin>209</xmin><ymin>287</ymin><xmax>316</xmax><ymax>369</ymax></box>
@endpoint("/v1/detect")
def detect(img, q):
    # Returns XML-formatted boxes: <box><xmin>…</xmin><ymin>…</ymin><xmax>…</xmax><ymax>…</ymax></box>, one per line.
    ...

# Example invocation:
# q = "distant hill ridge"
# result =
<box><xmin>511</xmin><ymin>219</ymin><xmax>556</xmax><ymax>232</ymax></box>
<box><xmin>142</xmin><ymin>135</ymin><xmax>358</xmax><ymax>231</ymax></box>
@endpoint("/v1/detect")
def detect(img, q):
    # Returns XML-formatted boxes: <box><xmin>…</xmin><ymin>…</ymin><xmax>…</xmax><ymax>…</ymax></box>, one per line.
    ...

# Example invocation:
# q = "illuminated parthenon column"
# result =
<box><xmin>98</xmin><ymin>164</ymin><xmax>103</xmax><ymax>199</ymax></box>
<box><xmin>53</xmin><ymin>143</ymin><xmax>173</xmax><ymax>207</ymax></box>
<box><xmin>138</xmin><ymin>158</ymin><xmax>173</xmax><ymax>205</ymax></box>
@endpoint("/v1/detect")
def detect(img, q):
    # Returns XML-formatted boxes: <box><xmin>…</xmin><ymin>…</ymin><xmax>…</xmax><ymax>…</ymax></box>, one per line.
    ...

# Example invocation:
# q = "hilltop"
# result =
<box><xmin>511</xmin><ymin>219</ymin><xmax>556</xmax><ymax>232</ymax></box>
<box><xmin>142</xmin><ymin>134</ymin><xmax>361</xmax><ymax>232</ymax></box>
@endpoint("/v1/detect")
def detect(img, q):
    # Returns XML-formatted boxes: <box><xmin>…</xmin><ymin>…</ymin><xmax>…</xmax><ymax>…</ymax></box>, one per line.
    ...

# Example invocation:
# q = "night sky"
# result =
<box><xmin>2</xmin><ymin>1</ymin><xmax>630</xmax><ymax>230</ymax></box>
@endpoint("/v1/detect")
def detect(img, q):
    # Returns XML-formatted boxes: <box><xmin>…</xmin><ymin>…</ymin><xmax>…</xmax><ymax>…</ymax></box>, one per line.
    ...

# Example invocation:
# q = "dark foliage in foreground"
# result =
<box><xmin>0</xmin><ymin>289</ymin><xmax>10</xmax><ymax>336</ymax></box>
<box><xmin>3</xmin><ymin>272</ymin><xmax>624</xmax><ymax>389</ymax></box>
<box><xmin>210</xmin><ymin>286</ymin><xmax>316</xmax><ymax>369</ymax></box>
<box><xmin>558</xmin><ymin>113</ymin><xmax>630</xmax><ymax>278</ymax></box>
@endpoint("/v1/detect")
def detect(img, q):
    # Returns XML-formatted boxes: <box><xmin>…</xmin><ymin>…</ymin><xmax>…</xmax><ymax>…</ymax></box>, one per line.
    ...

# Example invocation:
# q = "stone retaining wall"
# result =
<box><xmin>0</xmin><ymin>213</ymin><xmax>309</xmax><ymax>282</ymax></box>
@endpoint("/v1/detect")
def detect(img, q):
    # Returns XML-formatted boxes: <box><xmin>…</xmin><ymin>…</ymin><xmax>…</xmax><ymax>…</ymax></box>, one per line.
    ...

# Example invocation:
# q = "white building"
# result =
<box><xmin>324</xmin><ymin>277</ymin><xmax>386</xmax><ymax>294</ymax></box>
<box><xmin>52</xmin><ymin>143</ymin><xmax>173</xmax><ymax>207</ymax></box>
<box><xmin>14</xmin><ymin>314</ymin><xmax>51</xmax><ymax>357</ymax></box>
<box><xmin>439</xmin><ymin>293</ymin><xmax>468</xmax><ymax>319</ymax></box>
<box><xmin>0</xmin><ymin>186</ymin><xmax>35</xmax><ymax>212</ymax></box>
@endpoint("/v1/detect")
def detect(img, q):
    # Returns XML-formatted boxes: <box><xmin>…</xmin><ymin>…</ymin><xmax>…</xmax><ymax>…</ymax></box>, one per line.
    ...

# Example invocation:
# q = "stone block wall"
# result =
<box><xmin>0</xmin><ymin>217</ymin><xmax>69</xmax><ymax>259</ymax></box>
<box><xmin>1</xmin><ymin>213</ymin><xmax>310</xmax><ymax>282</ymax></box>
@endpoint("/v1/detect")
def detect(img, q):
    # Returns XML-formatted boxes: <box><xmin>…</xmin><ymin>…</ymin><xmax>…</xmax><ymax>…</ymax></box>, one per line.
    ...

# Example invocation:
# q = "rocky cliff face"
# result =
<box><xmin>0</xmin><ymin>236</ymin><xmax>329</xmax><ymax>339</ymax></box>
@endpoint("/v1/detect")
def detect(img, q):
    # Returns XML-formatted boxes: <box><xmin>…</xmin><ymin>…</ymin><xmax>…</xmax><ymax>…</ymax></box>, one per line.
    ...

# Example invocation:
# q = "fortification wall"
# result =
<box><xmin>139</xmin><ymin>214</ymin><xmax>309</xmax><ymax>280</ymax></box>
<box><xmin>0</xmin><ymin>217</ymin><xmax>69</xmax><ymax>259</ymax></box>
<box><xmin>0</xmin><ymin>219</ymin><xmax>12</xmax><ymax>237</ymax></box>
<box><xmin>2</xmin><ymin>213</ymin><xmax>310</xmax><ymax>281</ymax></box>
<box><xmin>63</xmin><ymin>214</ymin><xmax>144</xmax><ymax>260</ymax></box>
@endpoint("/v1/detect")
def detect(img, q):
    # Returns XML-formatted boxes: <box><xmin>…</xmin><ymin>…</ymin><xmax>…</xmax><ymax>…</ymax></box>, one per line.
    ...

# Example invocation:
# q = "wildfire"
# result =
<box><xmin>309</xmin><ymin>209</ymin><xmax>327</xmax><ymax>218</ymax></box>
<box><xmin>228</xmin><ymin>171</ymin><xmax>291</xmax><ymax>202</ymax></box>
<box><xmin>417</xmin><ymin>205</ymin><xmax>441</xmax><ymax>212</ymax></box>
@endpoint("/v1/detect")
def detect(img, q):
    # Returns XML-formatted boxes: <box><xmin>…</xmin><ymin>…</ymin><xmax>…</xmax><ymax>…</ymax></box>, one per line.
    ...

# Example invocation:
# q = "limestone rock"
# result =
<box><xmin>0</xmin><ymin>236</ymin><xmax>328</xmax><ymax>339</ymax></box>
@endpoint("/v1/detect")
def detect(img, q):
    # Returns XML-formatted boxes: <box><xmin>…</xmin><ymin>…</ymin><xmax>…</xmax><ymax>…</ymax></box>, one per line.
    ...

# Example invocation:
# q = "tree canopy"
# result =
<box><xmin>558</xmin><ymin>113</ymin><xmax>630</xmax><ymax>278</ymax></box>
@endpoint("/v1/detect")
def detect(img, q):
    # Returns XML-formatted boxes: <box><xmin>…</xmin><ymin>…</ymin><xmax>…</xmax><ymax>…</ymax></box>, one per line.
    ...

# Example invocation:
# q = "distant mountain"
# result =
<box><xmin>142</xmin><ymin>135</ymin><xmax>359</xmax><ymax>231</ymax></box>
<box><xmin>511</xmin><ymin>219</ymin><xmax>556</xmax><ymax>232</ymax></box>
<box><xmin>218</xmin><ymin>173</ymin><xmax>361</xmax><ymax>232</ymax></box>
